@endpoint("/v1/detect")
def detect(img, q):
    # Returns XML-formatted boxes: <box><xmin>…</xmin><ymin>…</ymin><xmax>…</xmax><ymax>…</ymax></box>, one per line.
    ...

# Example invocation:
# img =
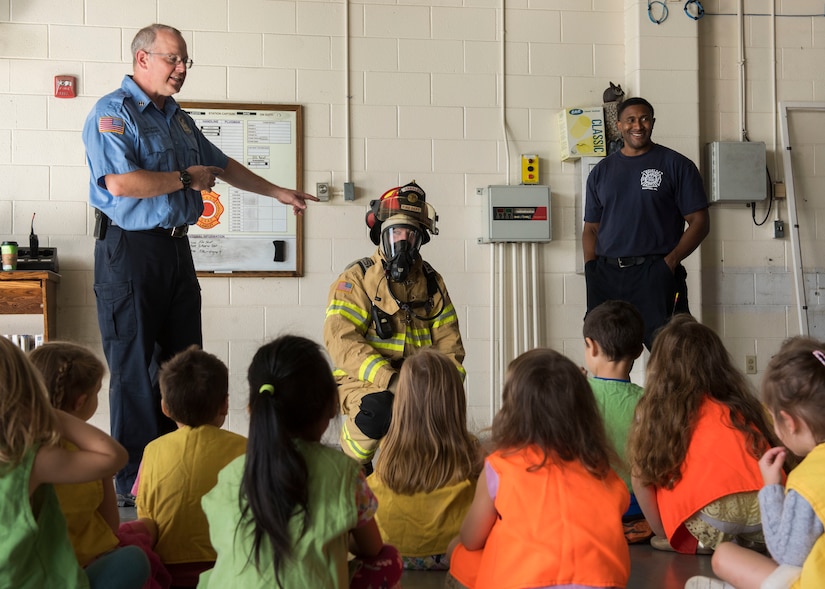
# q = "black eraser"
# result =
<box><xmin>273</xmin><ymin>240</ymin><xmax>286</xmax><ymax>262</ymax></box>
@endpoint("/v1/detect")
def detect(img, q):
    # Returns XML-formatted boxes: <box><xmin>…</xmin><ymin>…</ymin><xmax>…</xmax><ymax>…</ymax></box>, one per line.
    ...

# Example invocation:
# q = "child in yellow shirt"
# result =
<box><xmin>132</xmin><ymin>345</ymin><xmax>247</xmax><ymax>588</ymax></box>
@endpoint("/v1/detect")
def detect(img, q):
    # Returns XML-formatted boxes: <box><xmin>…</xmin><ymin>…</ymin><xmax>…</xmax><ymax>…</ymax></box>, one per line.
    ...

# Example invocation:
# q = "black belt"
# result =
<box><xmin>111</xmin><ymin>223</ymin><xmax>189</xmax><ymax>238</ymax></box>
<box><xmin>602</xmin><ymin>255</ymin><xmax>656</xmax><ymax>268</ymax></box>
<box><xmin>140</xmin><ymin>225</ymin><xmax>189</xmax><ymax>238</ymax></box>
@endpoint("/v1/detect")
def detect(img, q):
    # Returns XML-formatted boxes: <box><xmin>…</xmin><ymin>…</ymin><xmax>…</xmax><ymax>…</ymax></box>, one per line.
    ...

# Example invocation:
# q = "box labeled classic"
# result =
<box><xmin>558</xmin><ymin>107</ymin><xmax>606</xmax><ymax>161</ymax></box>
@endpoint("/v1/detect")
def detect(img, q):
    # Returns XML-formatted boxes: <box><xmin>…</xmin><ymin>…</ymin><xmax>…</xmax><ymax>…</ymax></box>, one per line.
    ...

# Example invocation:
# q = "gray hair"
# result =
<box><xmin>131</xmin><ymin>23</ymin><xmax>183</xmax><ymax>64</ymax></box>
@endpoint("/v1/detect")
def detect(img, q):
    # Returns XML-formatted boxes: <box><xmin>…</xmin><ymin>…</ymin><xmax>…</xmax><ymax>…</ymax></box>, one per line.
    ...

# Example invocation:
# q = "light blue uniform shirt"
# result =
<box><xmin>82</xmin><ymin>75</ymin><xmax>228</xmax><ymax>231</ymax></box>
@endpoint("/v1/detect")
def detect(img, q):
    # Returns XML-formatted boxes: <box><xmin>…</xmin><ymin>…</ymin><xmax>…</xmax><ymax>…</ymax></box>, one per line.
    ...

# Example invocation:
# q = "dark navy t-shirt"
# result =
<box><xmin>584</xmin><ymin>143</ymin><xmax>708</xmax><ymax>258</ymax></box>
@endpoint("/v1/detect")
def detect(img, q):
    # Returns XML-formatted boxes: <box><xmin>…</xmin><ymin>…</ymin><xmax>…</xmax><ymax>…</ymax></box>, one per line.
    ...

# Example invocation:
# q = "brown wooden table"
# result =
<box><xmin>0</xmin><ymin>270</ymin><xmax>60</xmax><ymax>340</ymax></box>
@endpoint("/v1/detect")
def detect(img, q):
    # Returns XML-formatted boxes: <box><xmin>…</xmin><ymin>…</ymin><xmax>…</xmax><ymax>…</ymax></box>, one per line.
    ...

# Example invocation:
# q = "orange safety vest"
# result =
<box><xmin>450</xmin><ymin>446</ymin><xmax>630</xmax><ymax>589</ymax></box>
<box><xmin>656</xmin><ymin>396</ymin><xmax>764</xmax><ymax>554</ymax></box>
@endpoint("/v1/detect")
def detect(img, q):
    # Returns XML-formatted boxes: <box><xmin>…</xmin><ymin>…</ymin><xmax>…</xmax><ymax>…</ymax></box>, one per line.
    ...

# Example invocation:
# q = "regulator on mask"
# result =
<box><xmin>380</xmin><ymin>216</ymin><xmax>422</xmax><ymax>282</ymax></box>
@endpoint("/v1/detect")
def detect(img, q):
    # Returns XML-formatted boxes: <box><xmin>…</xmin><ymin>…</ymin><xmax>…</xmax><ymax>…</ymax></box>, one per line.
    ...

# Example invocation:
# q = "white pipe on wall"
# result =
<box><xmin>497</xmin><ymin>243</ymin><xmax>505</xmax><ymax>412</ymax></box>
<box><xmin>489</xmin><ymin>243</ymin><xmax>497</xmax><ymax>423</ymax></box>
<box><xmin>531</xmin><ymin>243</ymin><xmax>539</xmax><ymax>349</ymax></box>
<box><xmin>344</xmin><ymin>0</ymin><xmax>352</xmax><ymax>182</ymax></box>
<box><xmin>738</xmin><ymin>0</ymin><xmax>746</xmax><ymax>139</ymax></box>
<box><xmin>520</xmin><ymin>243</ymin><xmax>529</xmax><ymax>352</ymax></box>
<box><xmin>511</xmin><ymin>243</ymin><xmax>518</xmax><ymax>357</ymax></box>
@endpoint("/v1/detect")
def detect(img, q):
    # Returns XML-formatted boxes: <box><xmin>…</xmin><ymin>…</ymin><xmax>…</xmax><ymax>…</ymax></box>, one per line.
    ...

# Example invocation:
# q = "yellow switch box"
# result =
<box><xmin>521</xmin><ymin>154</ymin><xmax>539</xmax><ymax>184</ymax></box>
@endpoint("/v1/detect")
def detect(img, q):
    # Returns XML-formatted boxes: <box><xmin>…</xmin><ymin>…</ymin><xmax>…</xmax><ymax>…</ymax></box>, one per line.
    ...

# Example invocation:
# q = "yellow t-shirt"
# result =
<box><xmin>137</xmin><ymin>425</ymin><xmax>246</xmax><ymax>564</ymax></box>
<box><xmin>54</xmin><ymin>441</ymin><xmax>119</xmax><ymax>566</ymax></box>
<box><xmin>368</xmin><ymin>475</ymin><xmax>474</xmax><ymax>557</ymax></box>
<box><xmin>789</xmin><ymin>443</ymin><xmax>825</xmax><ymax>589</ymax></box>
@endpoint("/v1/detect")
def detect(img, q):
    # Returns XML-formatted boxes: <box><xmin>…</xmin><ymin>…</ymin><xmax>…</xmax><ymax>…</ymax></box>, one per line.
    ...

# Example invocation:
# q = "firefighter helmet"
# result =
<box><xmin>365</xmin><ymin>180</ymin><xmax>438</xmax><ymax>246</ymax></box>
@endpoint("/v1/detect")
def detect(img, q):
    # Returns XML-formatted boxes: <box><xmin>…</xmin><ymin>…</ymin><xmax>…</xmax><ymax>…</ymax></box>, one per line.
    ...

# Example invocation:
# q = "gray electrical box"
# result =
<box><xmin>706</xmin><ymin>141</ymin><xmax>767</xmax><ymax>203</ymax></box>
<box><xmin>479</xmin><ymin>185</ymin><xmax>552</xmax><ymax>243</ymax></box>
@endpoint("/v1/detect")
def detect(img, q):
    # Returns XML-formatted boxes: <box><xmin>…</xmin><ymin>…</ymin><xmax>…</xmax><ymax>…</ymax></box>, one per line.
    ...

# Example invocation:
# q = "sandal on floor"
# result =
<box><xmin>684</xmin><ymin>575</ymin><xmax>734</xmax><ymax>589</ymax></box>
<box><xmin>650</xmin><ymin>535</ymin><xmax>713</xmax><ymax>555</ymax></box>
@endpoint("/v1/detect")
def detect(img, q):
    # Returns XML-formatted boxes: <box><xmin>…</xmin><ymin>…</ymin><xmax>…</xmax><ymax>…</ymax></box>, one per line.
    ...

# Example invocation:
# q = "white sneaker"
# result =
<box><xmin>684</xmin><ymin>575</ymin><xmax>734</xmax><ymax>589</ymax></box>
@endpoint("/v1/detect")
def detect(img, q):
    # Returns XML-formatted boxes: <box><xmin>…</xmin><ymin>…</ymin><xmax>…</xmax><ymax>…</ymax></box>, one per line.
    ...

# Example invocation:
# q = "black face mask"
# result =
<box><xmin>384</xmin><ymin>240</ymin><xmax>419</xmax><ymax>282</ymax></box>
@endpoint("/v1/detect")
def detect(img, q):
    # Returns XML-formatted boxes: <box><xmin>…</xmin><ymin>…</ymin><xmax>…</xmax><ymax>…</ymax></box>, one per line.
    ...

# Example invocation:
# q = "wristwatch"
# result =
<box><xmin>179</xmin><ymin>170</ymin><xmax>192</xmax><ymax>190</ymax></box>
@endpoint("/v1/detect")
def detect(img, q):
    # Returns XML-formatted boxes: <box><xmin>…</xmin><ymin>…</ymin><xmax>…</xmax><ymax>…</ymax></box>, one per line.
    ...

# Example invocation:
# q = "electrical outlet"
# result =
<box><xmin>774</xmin><ymin>220</ymin><xmax>785</xmax><ymax>239</ymax></box>
<box><xmin>316</xmin><ymin>182</ymin><xmax>330</xmax><ymax>202</ymax></box>
<box><xmin>745</xmin><ymin>355</ymin><xmax>757</xmax><ymax>374</ymax></box>
<box><xmin>344</xmin><ymin>182</ymin><xmax>355</xmax><ymax>201</ymax></box>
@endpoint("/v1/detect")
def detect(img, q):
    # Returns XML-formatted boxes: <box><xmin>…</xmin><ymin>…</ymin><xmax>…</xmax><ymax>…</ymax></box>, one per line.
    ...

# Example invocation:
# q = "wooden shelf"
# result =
<box><xmin>0</xmin><ymin>271</ymin><xmax>61</xmax><ymax>340</ymax></box>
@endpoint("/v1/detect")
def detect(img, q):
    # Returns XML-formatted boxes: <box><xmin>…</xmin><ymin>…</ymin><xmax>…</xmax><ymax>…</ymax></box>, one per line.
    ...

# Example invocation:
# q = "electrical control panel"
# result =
<box><xmin>706</xmin><ymin>141</ymin><xmax>767</xmax><ymax>203</ymax></box>
<box><xmin>478</xmin><ymin>185</ymin><xmax>552</xmax><ymax>243</ymax></box>
<box><xmin>521</xmin><ymin>154</ymin><xmax>539</xmax><ymax>184</ymax></box>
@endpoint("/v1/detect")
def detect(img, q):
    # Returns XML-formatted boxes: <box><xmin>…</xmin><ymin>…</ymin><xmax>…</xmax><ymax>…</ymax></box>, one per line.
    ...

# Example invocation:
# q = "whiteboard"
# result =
<box><xmin>179</xmin><ymin>102</ymin><xmax>304</xmax><ymax>276</ymax></box>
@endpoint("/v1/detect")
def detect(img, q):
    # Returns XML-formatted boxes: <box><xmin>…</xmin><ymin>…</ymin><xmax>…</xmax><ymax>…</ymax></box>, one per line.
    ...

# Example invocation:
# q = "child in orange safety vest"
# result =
<box><xmin>628</xmin><ymin>315</ymin><xmax>780</xmax><ymax>556</ymax></box>
<box><xmin>447</xmin><ymin>347</ymin><xmax>630</xmax><ymax>589</ymax></box>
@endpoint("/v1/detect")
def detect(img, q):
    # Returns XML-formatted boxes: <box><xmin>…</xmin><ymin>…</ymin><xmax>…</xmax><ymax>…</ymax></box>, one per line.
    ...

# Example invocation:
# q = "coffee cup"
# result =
<box><xmin>2</xmin><ymin>241</ymin><xmax>19</xmax><ymax>271</ymax></box>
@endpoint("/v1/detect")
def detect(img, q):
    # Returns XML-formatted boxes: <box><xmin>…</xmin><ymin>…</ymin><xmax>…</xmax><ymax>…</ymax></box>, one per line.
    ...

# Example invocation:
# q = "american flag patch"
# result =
<box><xmin>98</xmin><ymin>116</ymin><xmax>125</xmax><ymax>134</ymax></box>
<box><xmin>336</xmin><ymin>281</ymin><xmax>353</xmax><ymax>292</ymax></box>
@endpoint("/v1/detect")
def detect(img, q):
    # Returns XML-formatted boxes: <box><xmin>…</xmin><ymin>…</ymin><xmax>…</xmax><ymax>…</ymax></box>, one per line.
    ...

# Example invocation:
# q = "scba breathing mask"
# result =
<box><xmin>381</xmin><ymin>217</ymin><xmax>423</xmax><ymax>282</ymax></box>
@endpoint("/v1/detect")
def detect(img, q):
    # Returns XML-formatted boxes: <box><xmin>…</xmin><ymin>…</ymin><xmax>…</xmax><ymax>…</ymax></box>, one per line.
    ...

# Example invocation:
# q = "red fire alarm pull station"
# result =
<box><xmin>54</xmin><ymin>75</ymin><xmax>77</xmax><ymax>98</ymax></box>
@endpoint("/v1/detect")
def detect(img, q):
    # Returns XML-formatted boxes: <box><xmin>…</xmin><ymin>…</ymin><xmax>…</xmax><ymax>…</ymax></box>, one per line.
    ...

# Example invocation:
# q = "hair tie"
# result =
<box><xmin>259</xmin><ymin>384</ymin><xmax>275</xmax><ymax>395</ymax></box>
<box><xmin>813</xmin><ymin>351</ymin><xmax>825</xmax><ymax>367</ymax></box>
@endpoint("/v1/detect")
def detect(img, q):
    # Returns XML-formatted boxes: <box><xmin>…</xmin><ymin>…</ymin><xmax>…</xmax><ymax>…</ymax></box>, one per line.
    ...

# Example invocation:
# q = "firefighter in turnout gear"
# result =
<box><xmin>324</xmin><ymin>181</ymin><xmax>466</xmax><ymax>471</ymax></box>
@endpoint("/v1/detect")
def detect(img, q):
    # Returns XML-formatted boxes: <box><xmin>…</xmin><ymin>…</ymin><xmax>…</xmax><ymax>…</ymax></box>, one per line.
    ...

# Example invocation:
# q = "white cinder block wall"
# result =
<box><xmin>2</xmin><ymin>0</ymin><xmax>824</xmax><ymax>435</ymax></box>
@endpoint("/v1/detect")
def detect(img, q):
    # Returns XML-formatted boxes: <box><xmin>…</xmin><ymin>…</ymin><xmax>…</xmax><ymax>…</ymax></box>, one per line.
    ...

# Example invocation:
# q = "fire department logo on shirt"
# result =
<box><xmin>640</xmin><ymin>168</ymin><xmax>663</xmax><ymax>191</ymax></box>
<box><xmin>177</xmin><ymin>113</ymin><xmax>192</xmax><ymax>134</ymax></box>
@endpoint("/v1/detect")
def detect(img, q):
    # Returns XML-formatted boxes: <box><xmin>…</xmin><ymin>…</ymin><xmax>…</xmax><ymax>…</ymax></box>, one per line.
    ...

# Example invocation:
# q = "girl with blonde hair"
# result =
<box><xmin>370</xmin><ymin>348</ymin><xmax>482</xmax><ymax>569</ymax></box>
<box><xmin>1</xmin><ymin>337</ymin><xmax>147</xmax><ymax>588</ymax></box>
<box><xmin>29</xmin><ymin>341</ymin><xmax>156</xmax><ymax>588</ymax></box>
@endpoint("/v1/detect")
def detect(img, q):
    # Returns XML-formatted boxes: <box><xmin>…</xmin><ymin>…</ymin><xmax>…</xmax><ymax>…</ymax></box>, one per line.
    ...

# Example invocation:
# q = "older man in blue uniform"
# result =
<box><xmin>83</xmin><ymin>23</ymin><xmax>316</xmax><ymax>503</ymax></box>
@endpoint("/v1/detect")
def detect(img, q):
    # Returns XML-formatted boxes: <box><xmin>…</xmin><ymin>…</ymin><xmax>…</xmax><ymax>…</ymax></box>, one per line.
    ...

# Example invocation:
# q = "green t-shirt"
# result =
<box><xmin>199</xmin><ymin>441</ymin><xmax>360</xmax><ymax>589</ymax></box>
<box><xmin>588</xmin><ymin>377</ymin><xmax>644</xmax><ymax>492</ymax></box>
<box><xmin>0</xmin><ymin>447</ymin><xmax>89</xmax><ymax>589</ymax></box>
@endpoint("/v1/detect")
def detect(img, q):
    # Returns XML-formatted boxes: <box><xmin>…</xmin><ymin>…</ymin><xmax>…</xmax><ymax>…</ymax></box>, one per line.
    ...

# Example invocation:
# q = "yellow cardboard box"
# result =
<box><xmin>558</xmin><ymin>106</ymin><xmax>606</xmax><ymax>161</ymax></box>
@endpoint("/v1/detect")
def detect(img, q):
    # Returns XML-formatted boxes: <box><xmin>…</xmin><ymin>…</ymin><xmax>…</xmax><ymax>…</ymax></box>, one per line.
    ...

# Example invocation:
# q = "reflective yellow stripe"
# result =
<box><xmin>456</xmin><ymin>363</ymin><xmax>467</xmax><ymax>377</ymax></box>
<box><xmin>432</xmin><ymin>303</ymin><xmax>458</xmax><ymax>329</ymax></box>
<box><xmin>342</xmin><ymin>422</ymin><xmax>374</xmax><ymax>461</ymax></box>
<box><xmin>366</xmin><ymin>333</ymin><xmax>404</xmax><ymax>348</ymax></box>
<box><xmin>369</xmin><ymin>339</ymin><xmax>405</xmax><ymax>354</ymax></box>
<box><xmin>333</xmin><ymin>368</ymin><xmax>348</xmax><ymax>377</ymax></box>
<box><xmin>326</xmin><ymin>300</ymin><xmax>369</xmax><ymax>330</ymax></box>
<box><xmin>359</xmin><ymin>354</ymin><xmax>390</xmax><ymax>383</ymax></box>
<box><xmin>406</xmin><ymin>328</ymin><xmax>433</xmax><ymax>348</ymax></box>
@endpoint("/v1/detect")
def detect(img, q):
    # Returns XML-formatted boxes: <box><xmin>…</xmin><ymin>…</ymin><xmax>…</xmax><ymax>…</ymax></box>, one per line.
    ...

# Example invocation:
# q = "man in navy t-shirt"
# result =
<box><xmin>582</xmin><ymin>97</ymin><xmax>710</xmax><ymax>350</ymax></box>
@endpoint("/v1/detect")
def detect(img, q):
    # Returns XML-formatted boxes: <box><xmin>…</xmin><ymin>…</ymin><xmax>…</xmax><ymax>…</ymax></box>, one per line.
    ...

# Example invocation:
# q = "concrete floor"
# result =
<box><xmin>400</xmin><ymin>543</ymin><xmax>718</xmax><ymax>588</ymax></box>
<box><xmin>121</xmin><ymin>505</ymin><xmax>719</xmax><ymax>588</ymax></box>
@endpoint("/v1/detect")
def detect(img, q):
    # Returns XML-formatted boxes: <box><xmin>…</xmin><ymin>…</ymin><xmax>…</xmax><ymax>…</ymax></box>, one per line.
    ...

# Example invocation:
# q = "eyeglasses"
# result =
<box><xmin>145</xmin><ymin>52</ymin><xmax>194</xmax><ymax>69</ymax></box>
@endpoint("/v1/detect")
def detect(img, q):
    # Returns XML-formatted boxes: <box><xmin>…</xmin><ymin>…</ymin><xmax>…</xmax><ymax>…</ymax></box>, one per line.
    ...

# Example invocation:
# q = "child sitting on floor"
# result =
<box><xmin>447</xmin><ymin>347</ymin><xmax>630</xmax><ymax>589</ymax></box>
<box><xmin>132</xmin><ymin>345</ymin><xmax>247</xmax><ymax>588</ymax></box>
<box><xmin>1</xmin><ymin>336</ymin><xmax>148</xmax><ymax>589</ymax></box>
<box><xmin>200</xmin><ymin>335</ymin><xmax>402</xmax><ymax>588</ymax></box>
<box><xmin>370</xmin><ymin>348</ymin><xmax>482</xmax><ymax>569</ymax></box>
<box><xmin>583</xmin><ymin>300</ymin><xmax>651</xmax><ymax>543</ymax></box>
<box><xmin>29</xmin><ymin>341</ymin><xmax>158</xmax><ymax>589</ymax></box>
<box><xmin>628</xmin><ymin>315</ymin><xmax>780</xmax><ymax>555</ymax></box>
<box><xmin>686</xmin><ymin>336</ymin><xmax>825</xmax><ymax>589</ymax></box>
